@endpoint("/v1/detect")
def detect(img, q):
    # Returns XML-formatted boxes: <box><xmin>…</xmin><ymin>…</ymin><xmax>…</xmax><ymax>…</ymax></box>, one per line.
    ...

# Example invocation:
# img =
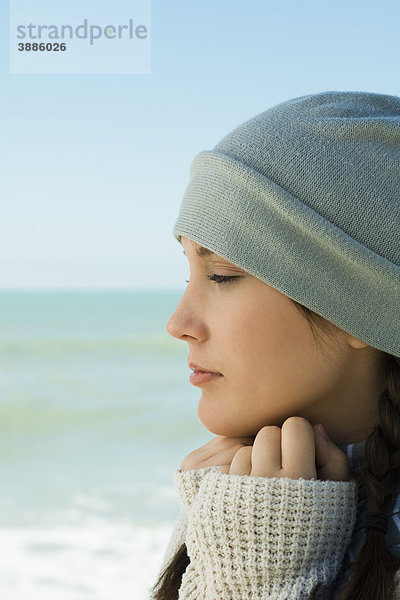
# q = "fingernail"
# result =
<box><xmin>318</xmin><ymin>424</ymin><xmax>331</xmax><ymax>442</ymax></box>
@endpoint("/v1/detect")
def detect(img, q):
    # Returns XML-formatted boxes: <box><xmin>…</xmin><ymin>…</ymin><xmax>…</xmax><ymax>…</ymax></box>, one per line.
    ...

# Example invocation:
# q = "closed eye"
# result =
<box><xmin>207</xmin><ymin>274</ymin><xmax>239</xmax><ymax>284</ymax></box>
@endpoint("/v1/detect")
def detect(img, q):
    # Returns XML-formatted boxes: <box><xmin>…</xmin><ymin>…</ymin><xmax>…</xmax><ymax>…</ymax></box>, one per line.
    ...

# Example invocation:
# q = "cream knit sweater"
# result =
<box><xmin>153</xmin><ymin>466</ymin><xmax>360</xmax><ymax>600</ymax></box>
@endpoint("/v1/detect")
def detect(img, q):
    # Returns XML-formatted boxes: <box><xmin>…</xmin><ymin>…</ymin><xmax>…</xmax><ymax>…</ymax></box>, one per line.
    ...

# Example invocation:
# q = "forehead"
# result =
<box><xmin>192</xmin><ymin>244</ymin><xmax>214</xmax><ymax>258</ymax></box>
<box><xmin>180</xmin><ymin>237</ymin><xmax>214</xmax><ymax>257</ymax></box>
<box><xmin>180</xmin><ymin>237</ymin><xmax>233</xmax><ymax>264</ymax></box>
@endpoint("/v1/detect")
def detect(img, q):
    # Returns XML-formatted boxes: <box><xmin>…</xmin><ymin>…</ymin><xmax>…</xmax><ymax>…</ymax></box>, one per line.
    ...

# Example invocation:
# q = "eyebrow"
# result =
<box><xmin>195</xmin><ymin>246</ymin><xmax>214</xmax><ymax>257</ymax></box>
<box><xmin>180</xmin><ymin>242</ymin><xmax>215</xmax><ymax>258</ymax></box>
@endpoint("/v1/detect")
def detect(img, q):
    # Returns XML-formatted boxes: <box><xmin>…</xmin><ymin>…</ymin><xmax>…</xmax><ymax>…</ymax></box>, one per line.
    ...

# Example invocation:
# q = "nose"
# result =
<box><xmin>166</xmin><ymin>289</ymin><xmax>207</xmax><ymax>342</ymax></box>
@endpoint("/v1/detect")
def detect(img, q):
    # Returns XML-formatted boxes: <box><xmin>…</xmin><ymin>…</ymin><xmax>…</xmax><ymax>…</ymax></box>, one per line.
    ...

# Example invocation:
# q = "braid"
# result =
<box><xmin>364</xmin><ymin>356</ymin><xmax>400</xmax><ymax>511</ymax></box>
<box><xmin>291</xmin><ymin>301</ymin><xmax>400</xmax><ymax>598</ymax></box>
<box><xmin>338</xmin><ymin>354</ymin><xmax>400</xmax><ymax>600</ymax></box>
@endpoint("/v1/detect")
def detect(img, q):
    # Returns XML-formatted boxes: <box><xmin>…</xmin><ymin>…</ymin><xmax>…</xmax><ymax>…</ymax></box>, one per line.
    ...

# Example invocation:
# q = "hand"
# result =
<box><xmin>180</xmin><ymin>434</ymin><xmax>255</xmax><ymax>474</ymax></box>
<box><xmin>229</xmin><ymin>417</ymin><xmax>350</xmax><ymax>481</ymax></box>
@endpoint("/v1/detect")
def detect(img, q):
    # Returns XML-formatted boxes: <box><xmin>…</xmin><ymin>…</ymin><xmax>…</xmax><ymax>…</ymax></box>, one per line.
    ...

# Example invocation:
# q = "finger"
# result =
<box><xmin>182</xmin><ymin>442</ymin><xmax>251</xmax><ymax>471</ymax></box>
<box><xmin>250</xmin><ymin>426</ymin><xmax>281</xmax><ymax>477</ymax></box>
<box><xmin>181</xmin><ymin>436</ymin><xmax>254</xmax><ymax>470</ymax></box>
<box><xmin>216</xmin><ymin>464</ymin><xmax>230</xmax><ymax>474</ymax></box>
<box><xmin>314</xmin><ymin>424</ymin><xmax>350</xmax><ymax>481</ymax></box>
<box><xmin>200</xmin><ymin>443</ymin><xmax>251</xmax><ymax>469</ymax></box>
<box><xmin>281</xmin><ymin>417</ymin><xmax>316</xmax><ymax>479</ymax></box>
<box><xmin>229</xmin><ymin>446</ymin><xmax>252</xmax><ymax>475</ymax></box>
<box><xmin>195</xmin><ymin>435</ymin><xmax>255</xmax><ymax>459</ymax></box>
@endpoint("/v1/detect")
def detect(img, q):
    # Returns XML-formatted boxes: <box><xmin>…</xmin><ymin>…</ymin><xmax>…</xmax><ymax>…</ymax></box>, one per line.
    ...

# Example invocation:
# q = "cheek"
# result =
<box><xmin>199</xmin><ymin>289</ymin><xmax>349</xmax><ymax>436</ymax></box>
<box><xmin>223</xmin><ymin>299</ymin><xmax>339</xmax><ymax>402</ymax></box>
<box><xmin>224</xmin><ymin>299</ymin><xmax>308</xmax><ymax>371</ymax></box>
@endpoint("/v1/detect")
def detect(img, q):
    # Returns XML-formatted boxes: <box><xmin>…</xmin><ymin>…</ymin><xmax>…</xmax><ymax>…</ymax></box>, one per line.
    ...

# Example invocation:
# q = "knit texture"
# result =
<box><xmin>173</xmin><ymin>91</ymin><xmax>400</xmax><ymax>358</ymax></box>
<box><xmin>156</xmin><ymin>467</ymin><xmax>216</xmax><ymax>578</ymax></box>
<box><xmin>154</xmin><ymin>467</ymin><xmax>358</xmax><ymax>600</ymax></box>
<box><xmin>152</xmin><ymin>444</ymin><xmax>400</xmax><ymax>599</ymax></box>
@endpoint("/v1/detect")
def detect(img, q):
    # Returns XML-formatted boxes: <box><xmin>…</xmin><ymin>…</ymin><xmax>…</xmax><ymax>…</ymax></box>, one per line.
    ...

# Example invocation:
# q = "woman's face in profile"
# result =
<box><xmin>166</xmin><ymin>237</ymin><xmax>375</xmax><ymax>442</ymax></box>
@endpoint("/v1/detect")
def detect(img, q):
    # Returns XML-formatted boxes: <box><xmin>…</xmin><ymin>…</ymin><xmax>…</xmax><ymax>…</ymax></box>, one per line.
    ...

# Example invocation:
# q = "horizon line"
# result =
<box><xmin>0</xmin><ymin>287</ymin><xmax>184</xmax><ymax>293</ymax></box>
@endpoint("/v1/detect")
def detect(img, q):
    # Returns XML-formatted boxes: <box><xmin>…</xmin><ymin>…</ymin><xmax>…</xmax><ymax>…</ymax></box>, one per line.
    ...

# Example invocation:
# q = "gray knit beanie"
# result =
<box><xmin>173</xmin><ymin>91</ymin><xmax>400</xmax><ymax>359</ymax></box>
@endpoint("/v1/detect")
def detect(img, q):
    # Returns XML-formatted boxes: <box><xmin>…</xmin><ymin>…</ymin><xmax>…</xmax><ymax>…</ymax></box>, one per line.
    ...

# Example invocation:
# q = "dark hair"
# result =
<box><xmin>151</xmin><ymin>543</ymin><xmax>190</xmax><ymax>600</ymax></box>
<box><xmin>151</xmin><ymin>301</ymin><xmax>400</xmax><ymax>600</ymax></box>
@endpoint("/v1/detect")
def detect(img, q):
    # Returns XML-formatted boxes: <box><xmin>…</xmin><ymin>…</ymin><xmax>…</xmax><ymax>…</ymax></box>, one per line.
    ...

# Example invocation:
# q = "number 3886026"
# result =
<box><xmin>18</xmin><ymin>43</ymin><xmax>67</xmax><ymax>51</ymax></box>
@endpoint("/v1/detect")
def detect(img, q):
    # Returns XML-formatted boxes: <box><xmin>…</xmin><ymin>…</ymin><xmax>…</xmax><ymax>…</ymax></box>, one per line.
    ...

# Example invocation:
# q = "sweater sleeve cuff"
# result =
<box><xmin>173</xmin><ymin>466</ymin><xmax>222</xmax><ymax>510</ymax></box>
<box><xmin>181</xmin><ymin>470</ymin><xmax>358</xmax><ymax>600</ymax></box>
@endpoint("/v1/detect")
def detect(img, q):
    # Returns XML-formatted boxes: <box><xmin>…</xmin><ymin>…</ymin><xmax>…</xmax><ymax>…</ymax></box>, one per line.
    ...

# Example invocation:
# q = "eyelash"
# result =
<box><xmin>208</xmin><ymin>274</ymin><xmax>238</xmax><ymax>284</ymax></box>
<box><xmin>185</xmin><ymin>275</ymin><xmax>239</xmax><ymax>285</ymax></box>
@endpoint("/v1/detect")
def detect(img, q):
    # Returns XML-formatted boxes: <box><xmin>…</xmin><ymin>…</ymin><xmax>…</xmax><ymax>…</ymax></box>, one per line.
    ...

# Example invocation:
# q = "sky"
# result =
<box><xmin>1</xmin><ymin>0</ymin><xmax>400</xmax><ymax>290</ymax></box>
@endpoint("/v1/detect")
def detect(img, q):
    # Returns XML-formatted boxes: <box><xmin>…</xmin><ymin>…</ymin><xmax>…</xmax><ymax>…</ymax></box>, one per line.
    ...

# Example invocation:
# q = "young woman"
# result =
<box><xmin>151</xmin><ymin>91</ymin><xmax>400</xmax><ymax>600</ymax></box>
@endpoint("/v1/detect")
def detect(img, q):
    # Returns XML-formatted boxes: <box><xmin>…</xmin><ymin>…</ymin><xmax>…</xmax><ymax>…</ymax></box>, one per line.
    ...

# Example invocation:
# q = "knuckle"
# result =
<box><xmin>181</xmin><ymin>448</ymin><xmax>201</xmax><ymax>470</ymax></box>
<box><xmin>282</xmin><ymin>416</ymin><xmax>312</xmax><ymax>431</ymax></box>
<box><xmin>235</xmin><ymin>445</ymin><xmax>252</xmax><ymax>457</ymax></box>
<box><xmin>290</xmin><ymin>468</ymin><xmax>315</xmax><ymax>480</ymax></box>
<box><xmin>257</xmin><ymin>425</ymin><xmax>281</xmax><ymax>437</ymax></box>
<box><xmin>186</xmin><ymin>449</ymin><xmax>199</xmax><ymax>461</ymax></box>
<box><xmin>180</xmin><ymin>458</ymin><xmax>190</xmax><ymax>470</ymax></box>
<box><xmin>335</xmin><ymin>453</ymin><xmax>350</xmax><ymax>470</ymax></box>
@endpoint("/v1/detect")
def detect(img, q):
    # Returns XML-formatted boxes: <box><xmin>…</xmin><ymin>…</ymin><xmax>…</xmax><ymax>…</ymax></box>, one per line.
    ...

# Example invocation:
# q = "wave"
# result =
<box><xmin>0</xmin><ymin>520</ymin><xmax>175</xmax><ymax>600</ymax></box>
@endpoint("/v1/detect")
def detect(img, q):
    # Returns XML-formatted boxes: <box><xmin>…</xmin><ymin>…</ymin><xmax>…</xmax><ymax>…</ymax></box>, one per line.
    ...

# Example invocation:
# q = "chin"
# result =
<box><xmin>198</xmin><ymin>406</ymin><xmax>257</xmax><ymax>438</ymax></box>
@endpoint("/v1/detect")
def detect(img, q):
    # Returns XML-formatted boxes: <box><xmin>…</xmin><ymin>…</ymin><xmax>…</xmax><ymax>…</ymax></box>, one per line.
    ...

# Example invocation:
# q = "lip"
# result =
<box><xmin>189</xmin><ymin>371</ymin><xmax>223</xmax><ymax>386</ymax></box>
<box><xmin>188</xmin><ymin>361</ymin><xmax>222</xmax><ymax>375</ymax></box>
<box><xmin>188</xmin><ymin>361</ymin><xmax>223</xmax><ymax>387</ymax></box>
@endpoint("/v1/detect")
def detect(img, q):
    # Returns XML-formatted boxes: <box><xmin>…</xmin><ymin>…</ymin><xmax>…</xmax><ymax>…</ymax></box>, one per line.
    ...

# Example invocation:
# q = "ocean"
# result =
<box><xmin>0</xmin><ymin>291</ymin><xmax>210</xmax><ymax>599</ymax></box>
